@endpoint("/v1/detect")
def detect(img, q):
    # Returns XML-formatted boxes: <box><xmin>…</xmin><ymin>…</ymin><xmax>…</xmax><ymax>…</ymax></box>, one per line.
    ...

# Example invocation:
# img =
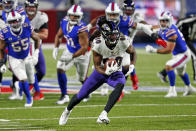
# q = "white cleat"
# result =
<box><xmin>82</xmin><ymin>94</ymin><xmax>91</xmax><ymax>102</ymax></box>
<box><xmin>9</xmin><ymin>94</ymin><xmax>23</xmax><ymax>100</ymax></box>
<box><xmin>24</xmin><ymin>98</ymin><xmax>33</xmax><ymax>107</ymax></box>
<box><xmin>56</xmin><ymin>95</ymin><xmax>70</xmax><ymax>105</ymax></box>
<box><xmin>165</xmin><ymin>88</ymin><xmax>177</xmax><ymax>98</ymax></box>
<box><xmin>96</xmin><ymin>110</ymin><xmax>110</xmax><ymax>124</ymax></box>
<box><xmin>183</xmin><ymin>85</ymin><xmax>196</xmax><ymax>96</ymax></box>
<box><xmin>59</xmin><ymin>108</ymin><xmax>72</xmax><ymax>125</ymax></box>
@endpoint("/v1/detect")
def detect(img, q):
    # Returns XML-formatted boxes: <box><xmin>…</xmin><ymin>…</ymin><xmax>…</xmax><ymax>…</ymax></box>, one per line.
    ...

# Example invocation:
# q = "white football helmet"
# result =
<box><xmin>2</xmin><ymin>0</ymin><xmax>17</xmax><ymax>12</ymax></box>
<box><xmin>7</xmin><ymin>11</ymin><xmax>23</xmax><ymax>32</ymax></box>
<box><xmin>159</xmin><ymin>11</ymin><xmax>173</xmax><ymax>30</ymax></box>
<box><xmin>105</xmin><ymin>2</ymin><xmax>121</xmax><ymax>23</ymax></box>
<box><xmin>67</xmin><ymin>4</ymin><xmax>83</xmax><ymax>25</ymax></box>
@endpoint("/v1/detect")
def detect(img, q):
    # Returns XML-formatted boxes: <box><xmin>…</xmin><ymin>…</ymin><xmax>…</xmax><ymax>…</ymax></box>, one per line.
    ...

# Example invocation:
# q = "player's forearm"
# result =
<box><xmin>54</xmin><ymin>35</ymin><xmax>62</xmax><ymax>48</ymax></box>
<box><xmin>72</xmin><ymin>46</ymin><xmax>88</xmax><ymax>58</ymax></box>
<box><xmin>38</xmin><ymin>30</ymin><xmax>48</xmax><ymax>40</ymax></box>
<box><xmin>157</xmin><ymin>48</ymin><xmax>172</xmax><ymax>54</ymax></box>
<box><xmin>130</xmin><ymin>52</ymin><xmax>137</xmax><ymax>65</ymax></box>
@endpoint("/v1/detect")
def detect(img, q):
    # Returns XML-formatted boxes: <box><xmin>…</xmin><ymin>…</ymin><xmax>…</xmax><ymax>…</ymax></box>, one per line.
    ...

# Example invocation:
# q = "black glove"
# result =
<box><xmin>151</xmin><ymin>33</ymin><xmax>160</xmax><ymax>41</ymax></box>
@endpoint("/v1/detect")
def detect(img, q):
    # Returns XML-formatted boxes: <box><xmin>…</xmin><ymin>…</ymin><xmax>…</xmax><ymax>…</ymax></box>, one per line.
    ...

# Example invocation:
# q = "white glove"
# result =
<box><xmin>145</xmin><ymin>45</ymin><xmax>157</xmax><ymax>53</ymax></box>
<box><xmin>105</xmin><ymin>61</ymin><xmax>118</xmax><ymax>76</ymax></box>
<box><xmin>32</xmin><ymin>49</ymin><xmax>39</xmax><ymax>65</ymax></box>
<box><xmin>0</xmin><ymin>64</ymin><xmax>7</xmax><ymax>73</ymax></box>
<box><xmin>52</xmin><ymin>47</ymin><xmax>59</xmax><ymax>60</ymax></box>
<box><xmin>125</xmin><ymin>64</ymin><xmax>135</xmax><ymax>76</ymax></box>
<box><xmin>87</xmin><ymin>24</ymin><xmax>92</xmax><ymax>32</ymax></box>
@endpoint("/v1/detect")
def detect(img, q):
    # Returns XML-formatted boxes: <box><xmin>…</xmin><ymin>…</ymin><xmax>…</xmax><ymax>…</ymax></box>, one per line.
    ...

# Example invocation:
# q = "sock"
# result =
<box><xmin>33</xmin><ymin>75</ymin><xmax>40</xmax><ymax>92</ymax></box>
<box><xmin>67</xmin><ymin>94</ymin><xmax>82</xmax><ymax>111</ymax></box>
<box><xmin>131</xmin><ymin>69</ymin><xmax>135</xmax><ymax>76</ymax></box>
<box><xmin>160</xmin><ymin>69</ymin><xmax>167</xmax><ymax>77</ymax></box>
<box><xmin>167</xmin><ymin>70</ymin><xmax>175</xmax><ymax>86</ymax></box>
<box><xmin>0</xmin><ymin>73</ymin><xmax>2</xmax><ymax>83</ymax></box>
<box><xmin>19</xmin><ymin>81</ymin><xmax>31</xmax><ymax>103</ymax></box>
<box><xmin>57</xmin><ymin>72</ymin><xmax>67</xmax><ymax>95</ymax></box>
<box><xmin>104</xmin><ymin>83</ymin><xmax>124</xmax><ymax>113</ymax></box>
<box><xmin>180</xmin><ymin>73</ymin><xmax>190</xmax><ymax>86</ymax></box>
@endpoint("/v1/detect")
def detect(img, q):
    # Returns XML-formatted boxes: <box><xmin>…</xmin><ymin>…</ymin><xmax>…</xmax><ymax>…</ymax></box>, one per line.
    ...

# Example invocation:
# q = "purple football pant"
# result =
<box><xmin>77</xmin><ymin>70</ymin><xmax>126</xmax><ymax>99</ymax></box>
<box><xmin>35</xmin><ymin>47</ymin><xmax>46</xmax><ymax>82</ymax></box>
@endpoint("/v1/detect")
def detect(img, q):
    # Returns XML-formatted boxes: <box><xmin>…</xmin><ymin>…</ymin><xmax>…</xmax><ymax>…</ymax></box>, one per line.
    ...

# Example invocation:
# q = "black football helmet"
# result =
<box><xmin>122</xmin><ymin>0</ymin><xmax>135</xmax><ymax>16</ymax></box>
<box><xmin>96</xmin><ymin>16</ymin><xmax>120</xmax><ymax>49</ymax></box>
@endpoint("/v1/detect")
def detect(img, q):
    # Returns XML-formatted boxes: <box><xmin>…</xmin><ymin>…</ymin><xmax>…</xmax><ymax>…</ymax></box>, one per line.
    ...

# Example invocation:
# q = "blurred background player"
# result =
<box><xmin>157</xmin><ymin>14</ymin><xmax>196</xmax><ymax>83</ymax></box>
<box><xmin>53</xmin><ymin>4</ymin><xmax>90</xmax><ymax>104</ymax></box>
<box><xmin>59</xmin><ymin>18</ymin><xmax>136</xmax><ymax>125</ymax></box>
<box><xmin>0</xmin><ymin>11</ymin><xmax>40</xmax><ymax>107</ymax></box>
<box><xmin>1</xmin><ymin>0</ymin><xmax>32</xmax><ymax>100</ymax></box>
<box><xmin>122</xmin><ymin>0</ymin><xmax>146</xmax><ymax>90</ymax></box>
<box><xmin>24</xmin><ymin>0</ymin><xmax>48</xmax><ymax>100</ymax></box>
<box><xmin>145</xmin><ymin>11</ymin><xmax>196</xmax><ymax>97</ymax></box>
<box><xmin>0</xmin><ymin>0</ymin><xmax>6</xmax><ymax>89</ymax></box>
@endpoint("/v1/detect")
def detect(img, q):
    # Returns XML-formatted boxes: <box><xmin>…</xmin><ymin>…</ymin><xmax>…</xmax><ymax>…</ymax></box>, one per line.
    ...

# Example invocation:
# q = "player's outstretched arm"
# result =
<box><xmin>72</xmin><ymin>32</ymin><xmax>89</xmax><ymax>58</ymax></box>
<box><xmin>37</xmin><ymin>28</ymin><xmax>48</xmax><ymax>40</ymax></box>
<box><xmin>0</xmin><ymin>40</ymin><xmax>6</xmax><ymax>59</ymax></box>
<box><xmin>93</xmin><ymin>51</ymin><xmax>105</xmax><ymax>75</ymax></box>
<box><xmin>54</xmin><ymin>27</ymin><xmax>64</xmax><ymax>48</ymax></box>
<box><xmin>156</xmin><ymin>35</ymin><xmax>177</xmax><ymax>54</ymax></box>
<box><xmin>126</xmin><ymin>44</ymin><xmax>137</xmax><ymax>65</ymax></box>
<box><xmin>31</xmin><ymin>31</ymin><xmax>41</xmax><ymax>50</ymax></box>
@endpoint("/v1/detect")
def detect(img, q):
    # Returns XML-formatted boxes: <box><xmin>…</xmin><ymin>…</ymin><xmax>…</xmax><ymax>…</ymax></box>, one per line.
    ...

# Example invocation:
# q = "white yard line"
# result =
<box><xmin>0</xmin><ymin>103</ymin><xmax>196</xmax><ymax>110</ymax></box>
<box><xmin>4</xmin><ymin>114</ymin><xmax>196</xmax><ymax>121</ymax></box>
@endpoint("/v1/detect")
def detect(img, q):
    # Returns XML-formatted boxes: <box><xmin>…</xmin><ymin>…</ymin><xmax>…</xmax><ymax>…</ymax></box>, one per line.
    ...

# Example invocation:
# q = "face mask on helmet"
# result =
<box><xmin>7</xmin><ymin>11</ymin><xmax>22</xmax><ymax>32</ymax></box>
<box><xmin>159</xmin><ymin>11</ymin><xmax>173</xmax><ymax>30</ymax></box>
<box><xmin>97</xmin><ymin>18</ymin><xmax>120</xmax><ymax>49</ymax></box>
<box><xmin>25</xmin><ymin>0</ymin><xmax>38</xmax><ymax>16</ymax></box>
<box><xmin>105</xmin><ymin>2</ymin><xmax>121</xmax><ymax>24</ymax></box>
<box><xmin>122</xmin><ymin>0</ymin><xmax>135</xmax><ymax>16</ymax></box>
<box><xmin>67</xmin><ymin>4</ymin><xmax>83</xmax><ymax>25</ymax></box>
<box><xmin>2</xmin><ymin>0</ymin><xmax>16</xmax><ymax>13</ymax></box>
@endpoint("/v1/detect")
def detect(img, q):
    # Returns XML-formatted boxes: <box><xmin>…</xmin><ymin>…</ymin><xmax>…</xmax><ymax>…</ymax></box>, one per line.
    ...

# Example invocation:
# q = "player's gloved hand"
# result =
<box><xmin>52</xmin><ymin>47</ymin><xmax>59</xmax><ymax>60</ymax></box>
<box><xmin>155</xmin><ymin>38</ymin><xmax>167</xmax><ymax>48</ymax></box>
<box><xmin>125</xmin><ymin>64</ymin><xmax>135</xmax><ymax>76</ymax></box>
<box><xmin>151</xmin><ymin>33</ymin><xmax>167</xmax><ymax>48</ymax></box>
<box><xmin>32</xmin><ymin>49</ymin><xmax>39</xmax><ymax>65</ymax></box>
<box><xmin>145</xmin><ymin>45</ymin><xmax>157</xmax><ymax>53</ymax></box>
<box><xmin>87</xmin><ymin>24</ymin><xmax>92</xmax><ymax>32</ymax></box>
<box><xmin>105</xmin><ymin>61</ymin><xmax>118</xmax><ymax>76</ymax></box>
<box><xmin>0</xmin><ymin>59</ymin><xmax>6</xmax><ymax>73</ymax></box>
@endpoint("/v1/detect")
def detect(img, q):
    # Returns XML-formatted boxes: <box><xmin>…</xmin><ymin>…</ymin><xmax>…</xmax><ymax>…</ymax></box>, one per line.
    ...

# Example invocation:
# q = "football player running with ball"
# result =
<box><xmin>59</xmin><ymin>18</ymin><xmax>136</xmax><ymax>125</ymax></box>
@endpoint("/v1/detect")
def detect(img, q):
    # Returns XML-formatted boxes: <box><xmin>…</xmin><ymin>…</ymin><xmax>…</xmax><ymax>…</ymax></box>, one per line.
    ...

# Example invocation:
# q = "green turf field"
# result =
<box><xmin>1</xmin><ymin>48</ymin><xmax>196</xmax><ymax>130</ymax></box>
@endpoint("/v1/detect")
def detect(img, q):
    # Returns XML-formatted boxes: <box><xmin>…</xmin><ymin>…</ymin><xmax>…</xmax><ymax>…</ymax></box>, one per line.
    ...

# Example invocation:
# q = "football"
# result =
<box><xmin>104</xmin><ymin>58</ymin><xmax>117</xmax><ymax>70</ymax></box>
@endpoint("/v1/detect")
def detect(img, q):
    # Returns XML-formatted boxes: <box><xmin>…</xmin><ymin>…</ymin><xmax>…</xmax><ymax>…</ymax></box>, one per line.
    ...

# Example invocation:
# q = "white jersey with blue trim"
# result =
<box><xmin>60</xmin><ymin>17</ymin><xmax>88</xmax><ymax>53</ymax></box>
<box><xmin>0</xmin><ymin>22</ymin><xmax>33</xmax><ymax>59</ymax></box>
<box><xmin>158</xmin><ymin>24</ymin><xmax>187</xmax><ymax>55</ymax></box>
